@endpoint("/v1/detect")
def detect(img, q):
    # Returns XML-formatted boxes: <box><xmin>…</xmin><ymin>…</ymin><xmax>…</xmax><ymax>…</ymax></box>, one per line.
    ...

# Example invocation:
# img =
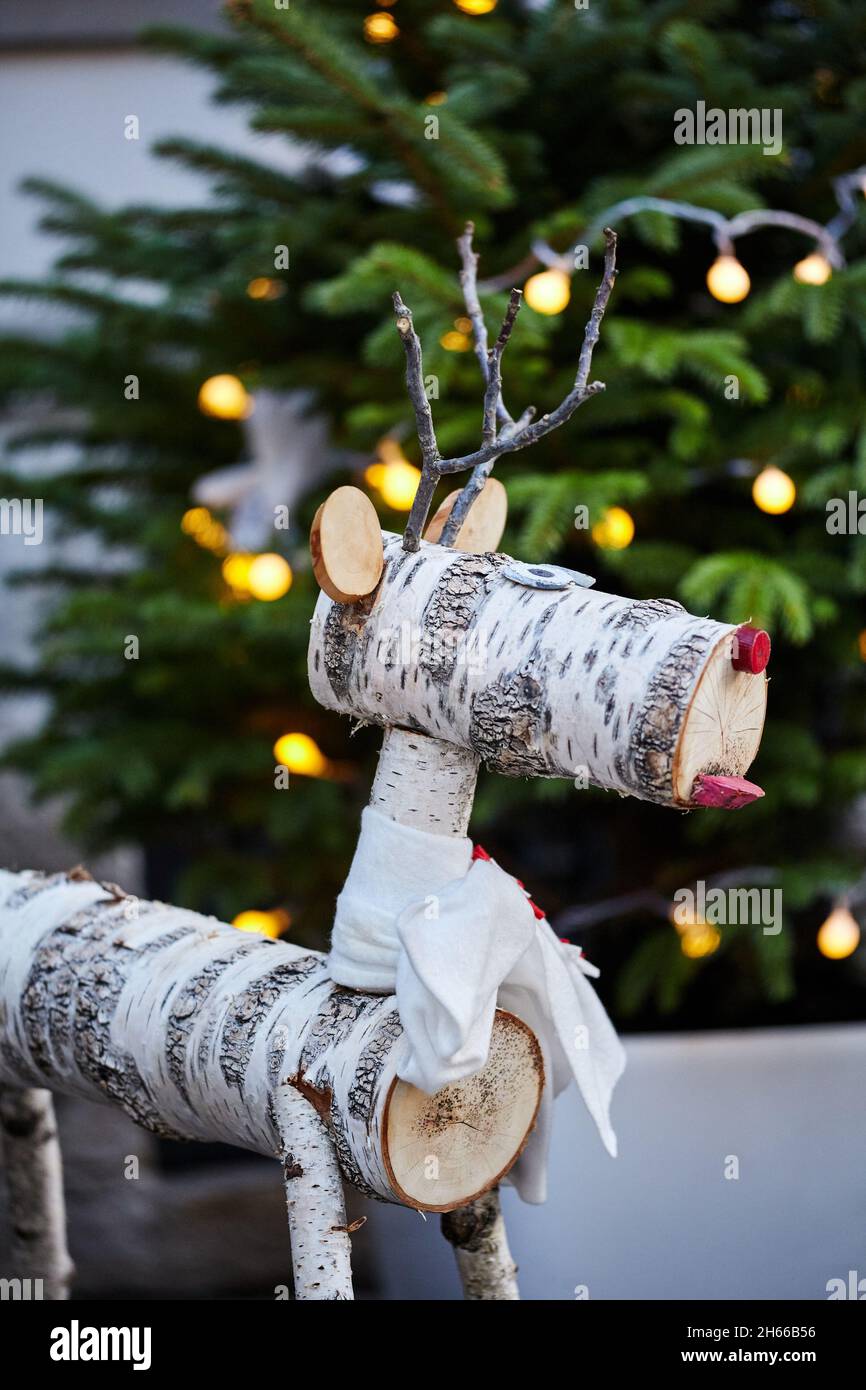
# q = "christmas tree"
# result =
<box><xmin>1</xmin><ymin>0</ymin><xmax>865</xmax><ymax>1026</ymax></box>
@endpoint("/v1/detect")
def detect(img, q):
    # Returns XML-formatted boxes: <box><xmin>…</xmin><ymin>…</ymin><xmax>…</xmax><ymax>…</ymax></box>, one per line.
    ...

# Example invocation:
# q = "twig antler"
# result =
<box><xmin>393</xmin><ymin>224</ymin><xmax>618</xmax><ymax>552</ymax></box>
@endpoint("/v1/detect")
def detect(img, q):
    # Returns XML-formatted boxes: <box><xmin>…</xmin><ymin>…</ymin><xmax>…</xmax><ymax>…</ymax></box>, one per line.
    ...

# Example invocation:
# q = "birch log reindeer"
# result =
<box><xmin>0</xmin><ymin>226</ymin><xmax>770</xmax><ymax>1303</ymax></box>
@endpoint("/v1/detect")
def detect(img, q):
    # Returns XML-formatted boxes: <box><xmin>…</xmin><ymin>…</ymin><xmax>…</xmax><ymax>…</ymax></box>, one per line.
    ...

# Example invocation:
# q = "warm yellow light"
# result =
<box><xmin>364</xmin><ymin>12</ymin><xmax>399</xmax><ymax>42</ymax></box>
<box><xmin>274</xmin><ymin>732</ymin><xmax>328</xmax><ymax>778</ymax></box>
<box><xmin>196</xmin><ymin>520</ymin><xmax>228</xmax><ymax>553</ymax></box>
<box><xmin>426</xmin><ymin>91</ymin><xmax>448</xmax><ymax>106</ymax></box>
<box><xmin>440</xmin><ymin>330</ymin><xmax>471</xmax><ymax>351</ymax></box>
<box><xmin>858</xmin><ymin>629</ymin><xmax>866</xmax><ymax>661</ymax></box>
<box><xmin>793</xmin><ymin>252</ymin><xmax>832</xmax><ymax>286</ymax></box>
<box><xmin>221</xmin><ymin>552</ymin><xmax>255</xmax><ymax>592</ymax></box>
<box><xmin>523</xmin><ymin>268</ymin><xmax>571</xmax><ymax>316</ymax></box>
<box><xmin>198</xmin><ymin>373</ymin><xmax>251</xmax><ymax>420</ymax></box>
<box><xmin>706</xmin><ymin>254</ymin><xmax>751</xmax><ymax>304</ymax></box>
<box><xmin>378</xmin><ymin>459</ymin><xmax>421</xmax><ymax>511</ymax></box>
<box><xmin>592</xmin><ymin>506</ymin><xmax>635</xmax><ymax>551</ymax></box>
<box><xmin>245</xmin><ymin>553</ymin><xmax>292</xmax><ymax>601</ymax></box>
<box><xmin>454</xmin><ymin>316</ymin><xmax>473</xmax><ymax>334</ymax></box>
<box><xmin>817</xmin><ymin>905</ymin><xmax>860</xmax><ymax>960</ymax></box>
<box><xmin>181</xmin><ymin>506</ymin><xmax>212</xmax><ymax>537</ymax></box>
<box><xmin>752</xmin><ymin>465</ymin><xmax>796</xmax><ymax>515</ymax></box>
<box><xmin>680</xmin><ymin>924</ymin><xmax>722</xmax><ymax>958</ymax></box>
<box><xmin>364</xmin><ymin>463</ymin><xmax>388</xmax><ymax>490</ymax></box>
<box><xmin>454</xmin><ymin>0</ymin><xmax>497</xmax><ymax>12</ymax></box>
<box><xmin>232</xmin><ymin>910</ymin><xmax>288</xmax><ymax>940</ymax></box>
<box><xmin>247</xmin><ymin>277</ymin><xmax>285</xmax><ymax>301</ymax></box>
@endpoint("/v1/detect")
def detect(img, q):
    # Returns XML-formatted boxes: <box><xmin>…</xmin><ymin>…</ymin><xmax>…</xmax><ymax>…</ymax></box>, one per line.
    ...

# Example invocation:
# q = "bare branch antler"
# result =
<box><xmin>394</xmin><ymin>225</ymin><xmax>618</xmax><ymax>553</ymax></box>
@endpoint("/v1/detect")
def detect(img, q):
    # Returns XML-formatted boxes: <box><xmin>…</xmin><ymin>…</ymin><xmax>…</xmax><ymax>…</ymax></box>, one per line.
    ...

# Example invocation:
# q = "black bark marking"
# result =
<box><xmin>626</xmin><ymin>628</ymin><xmax>712</xmax><ymax>802</ymax></box>
<box><xmin>469</xmin><ymin>668</ymin><xmax>549</xmax><ymax>776</ymax></box>
<box><xmin>418</xmin><ymin>552</ymin><xmax>506</xmax><ymax>687</ymax></box>
<box><xmin>348</xmin><ymin>1009</ymin><xmax>402</xmax><ymax>1123</ymax></box>
<box><xmin>166</xmin><ymin>942</ymin><xmax>257</xmax><ymax>1102</ymax></box>
<box><xmin>220</xmin><ymin>957</ymin><xmax>321</xmax><ymax>1097</ymax></box>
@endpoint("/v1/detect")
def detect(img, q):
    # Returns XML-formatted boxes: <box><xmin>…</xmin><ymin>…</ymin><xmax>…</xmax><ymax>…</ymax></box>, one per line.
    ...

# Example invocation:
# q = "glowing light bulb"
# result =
<box><xmin>454</xmin><ymin>316</ymin><xmax>472</xmax><ymax>334</ymax></box>
<box><xmin>247</xmin><ymin>553</ymin><xmax>292</xmax><ymax>601</ymax></box>
<box><xmin>680</xmin><ymin>924</ymin><xmax>722</xmax><ymax>959</ymax></box>
<box><xmin>232</xmin><ymin>910</ymin><xmax>287</xmax><ymax>940</ymax></box>
<box><xmin>247</xmin><ymin>277</ymin><xmax>285</xmax><ymax>301</ymax></box>
<box><xmin>221</xmin><ymin>552</ymin><xmax>255</xmax><ymax>593</ymax></box>
<box><xmin>273</xmin><ymin>732</ymin><xmax>328</xmax><ymax>778</ymax></box>
<box><xmin>426</xmin><ymin>92</ymin><xmax>448</xmax><ymax>106</ymax></box>
<box><xmin>440</xmin><ymin>330</ymin><xmax>471</xmax><ymax>351</ymax></box>
<box><xmin>706</xmin><ymin>255</ymin><xmax>751</xmax><ymax>304</ymax></box>
<box><xmin>752</xmin><ymin>465</ymin><xmax>796</xmax><ymax>515</ymax></box>
<box><xmin>181</xmin><ymin>507</ymin><xmax>212</xmax><ymax>537</ymax></box>
<box><xmin>523</xmin><ymin>268</ymin><xmax>571</xmax><ymax>316</ymax></box>
<box><xmin>198</xmin><ymin>374</ymin><xmax>251</xmax><ymax>420</ymax></box>
<box><xmin>378</xmin><ymin>460</ymin><xmax>421</xmax><ymax>511</ymax></box>
<box><xmin>454</xmin><ymin>0</ymin><xmax>497</xmax><ymax>12</ymax></box>
<box><xmin>858</xmin><ymin>629</ymin><xmax>866</xmax><ymax>661</ymax></box>
<box><xmin>364</xmin><ymin>12</ymin><xmax>399</xmax><ymax>42</ymax></box>
<box><xmin>817</xmin><ymin>905</ymin><xmax>860</xmax><ymax>960</ymax></box>
<box><xmin>591</xmin><ymin>506</ymin><xmax>635</xmax><ymax>550</ymax></box>
<box><xmin>793</xmin><ymin>252</ymin><xmax>832</xmax><ymax>286</ymax></box>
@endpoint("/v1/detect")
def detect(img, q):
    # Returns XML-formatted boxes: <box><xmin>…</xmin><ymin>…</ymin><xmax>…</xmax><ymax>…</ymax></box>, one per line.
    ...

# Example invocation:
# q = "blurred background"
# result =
<box><xmin>0</xmin><ymin>0</ymin><xmax>864</xmax><ymax>1299</ymax></box>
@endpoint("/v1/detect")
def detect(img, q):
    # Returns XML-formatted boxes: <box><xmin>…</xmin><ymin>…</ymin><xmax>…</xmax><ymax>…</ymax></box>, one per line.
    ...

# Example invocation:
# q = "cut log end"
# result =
<box><xmin>423</xmin><ymin>478</ymin><xmax>508</xmax><ymax>553</ymax></box>
<box><xmin>673</xmin><ymin>629</ymin><xmax>768</xmax><ymax>806</ymax></box>
<box><xmin>381</xmin><ymin>1009</ymin><xmax>543</xmax><ymax>1212</ymax></box>
<box><xmin>310</xmin><ymin>485</ymin><xmax>385</xmax><ymax>604</ymax></box>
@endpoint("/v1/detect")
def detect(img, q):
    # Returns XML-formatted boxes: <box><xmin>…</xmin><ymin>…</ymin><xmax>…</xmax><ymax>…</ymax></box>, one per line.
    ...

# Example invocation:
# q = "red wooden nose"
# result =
<box><xmin>692</xmin><ymin>774</ymin><xmax>765</xmax><ymax>810</ymax></box>
<box><xmin>732</xmin><ymin>625</ymin><xmax>771</xmax><ymax>674</ymax></box>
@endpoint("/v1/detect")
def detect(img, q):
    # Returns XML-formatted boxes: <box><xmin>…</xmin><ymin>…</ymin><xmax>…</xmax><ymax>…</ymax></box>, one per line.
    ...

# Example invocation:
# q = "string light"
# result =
<box><xmin>198</xmin><ymin>373</ymin><xmax>251</xmax><ymax>420</ymax></box>
<box><xmin>246</xmin><ymin>553</ymin><xmax>292</xmax><ymax>601</ymax></box>
<box><xmin>364</xmin><ymin>12</ymin><xmax>399</xmax><ymax>42</ymax></box>
<box><xmin>273</xmin><ymin>732</ymin><xmax>328</xmax><ymax>778</ymax></box>
<box><xmin>592</xmin><ymin>506</ymin><xmax>635</xmax><ymax>550</ymax></box>
<box><xmin>523</xmin><ymin>268</ymin><xmax>571</xmax><ymax>315</ymax></box>
<box><xmin>706</xmin><ymin>254</ymin><xmax>751</xmax><ymax>304</ymax></box>
<box><xmin>247</xmin><ymin>277</ymin><xmax>285</xmax><ymax>301</ymax></box>
<box><xmin>181</xmin><ymin>506</ymin><xmax>227</xmax><ymax>553</ymax></box>
<box><xmin>378</xmin><ymin>460</ymin><xmax>421</xmax><ymax>510</ymax></box>
<box><xmin>232</xmin><ymin>910</ymin><xmax>290</xmax><ymax>940</ymax></box>
<box><xmin>793</xmin><ymin>252</ymin><xmax>833</xmax><ymax>285</ymax></box>
<box><xmin>752</xmin><ymin>465</ymin><xmax>796</xmax><ymax>515</ymax></box>
<box><xmin>454</xmin><ymin>0</ymin><xmax>497</xmax><ymax>12</ymax></box>
<box><xmin>680</xmin><ymin>923</ymin><xmax>722</xmax><ymax>958</ymax></box>
<box><xmin>817</xmin><ymin>905</ymin><xmax>860</xmax><ymax>960</ymax></box>
<box><xmin>221</xmin><ymin>552</ymin><xmax>255</xmax><ymax>593</ymax></box>
<box><xmin>440</xmin><ymin>329</ymin><xmax>471</xmax><ymax>351</ymax></box>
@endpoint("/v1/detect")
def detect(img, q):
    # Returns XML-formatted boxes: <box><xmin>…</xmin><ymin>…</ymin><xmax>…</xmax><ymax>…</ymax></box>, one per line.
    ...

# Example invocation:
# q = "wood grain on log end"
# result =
<box><xmin>381</xmin><ymin>1009</ymin><xmax>543</xmax><ymax>1213</ymax></box>
<box><xmin>690</xmin><ymin>774</ymin><xmax>765</xmax><ymax>809</ymax></box>
<box><xmin>310</xmin><ymin>486</ymin><xmax>384</xmax><ymax>603</ymax></box>
<box><xmin>423</xmin><ymin>478</ymin><xmax>507</xmax><ymax>552</ymax></box>
<box><xmin>672</xmin><ymin>630</ymin><xmax>768</xmax><ymax>805</ymax></box>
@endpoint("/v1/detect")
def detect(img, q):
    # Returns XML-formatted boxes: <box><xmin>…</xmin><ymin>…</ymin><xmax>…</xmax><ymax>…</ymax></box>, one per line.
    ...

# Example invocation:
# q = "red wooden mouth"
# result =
<box><xmin>691</xmin><ymin>774</ymin><xmax>765</xmax><ymax>809</ymax></box>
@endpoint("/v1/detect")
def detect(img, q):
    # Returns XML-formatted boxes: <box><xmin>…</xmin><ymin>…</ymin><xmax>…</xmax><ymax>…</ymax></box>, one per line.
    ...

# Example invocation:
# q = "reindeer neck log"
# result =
<box><xmin>309</xmin><ymin>533</ymin><xmax>767</xmax><ymax>810</ymax></box>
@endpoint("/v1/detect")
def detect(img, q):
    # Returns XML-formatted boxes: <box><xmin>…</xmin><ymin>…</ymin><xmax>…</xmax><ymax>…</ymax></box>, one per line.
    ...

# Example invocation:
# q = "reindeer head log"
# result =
<box><xmin>308</xmin><ymin>531</ymin><xmax>767</xmax><ymax>810</ymax></box>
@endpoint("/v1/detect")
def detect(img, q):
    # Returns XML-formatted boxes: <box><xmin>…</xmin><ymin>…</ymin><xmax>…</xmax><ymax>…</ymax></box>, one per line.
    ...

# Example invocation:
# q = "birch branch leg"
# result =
<box><xmin>0</xmin><ymin>1087</ymin><xmax>74</xmax><ymax>1300</ymax></box>
<box><xmin>441</xmin><ymin>1188</ymin><xmax>520</xmax><ymax>1300</ymax></box>
<box><xmin>271</xmin><ymin>1082</ymin><xmax>354</xmax><ymax>1301</ymax></box>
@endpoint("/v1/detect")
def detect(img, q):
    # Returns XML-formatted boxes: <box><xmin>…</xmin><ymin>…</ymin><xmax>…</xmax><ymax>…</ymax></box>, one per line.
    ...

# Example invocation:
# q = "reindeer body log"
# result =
<box><xmin>309</xmin><ymin>533</ymin><xmax>767</xmax><ymax>808</ymax></box>
<box><xmin>0</xmin><ymin>872</ymin><xmax>541</xmax><ymax>1215</ymax></box>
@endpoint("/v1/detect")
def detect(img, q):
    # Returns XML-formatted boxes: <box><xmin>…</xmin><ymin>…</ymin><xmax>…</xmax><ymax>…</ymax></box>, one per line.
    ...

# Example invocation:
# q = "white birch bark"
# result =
<box><xmin>272</xmin><ymin>1082</ymin><xmax>354</xmax><ymax>1300</ymax></box>
<box><xmin>441</xmin><ymin>1188</ymin><xmax>520</xmax><ymax>1301</ymax></box>
<box><xmin>0</xmin><ymin>1085</ymin><xmax>74</xmax><ymax>1300</ymax></box>
<box><xmin>308</xmin><ymin>533</ymin><xmax>766</xmax><ymax>807</ymax></box>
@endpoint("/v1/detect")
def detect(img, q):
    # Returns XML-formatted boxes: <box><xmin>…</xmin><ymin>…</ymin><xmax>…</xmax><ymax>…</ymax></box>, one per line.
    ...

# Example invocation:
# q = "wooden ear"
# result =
<box><xmin>423</xmin><ymin>477</ymin><xmax>508</xmax><ymax>553</ymax></box>
<box><xmin>310</xmin><ymin>486</ymin><xmax>385</xmax><ymax>603</ymax></box>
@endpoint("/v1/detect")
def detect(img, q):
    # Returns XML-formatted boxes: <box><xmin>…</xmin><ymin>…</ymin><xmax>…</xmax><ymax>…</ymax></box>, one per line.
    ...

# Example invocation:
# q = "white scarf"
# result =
<box><xmin>328</xmin><ymin>806</ymin><xmax>626</xmax><ymax>1203</ymax></box>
